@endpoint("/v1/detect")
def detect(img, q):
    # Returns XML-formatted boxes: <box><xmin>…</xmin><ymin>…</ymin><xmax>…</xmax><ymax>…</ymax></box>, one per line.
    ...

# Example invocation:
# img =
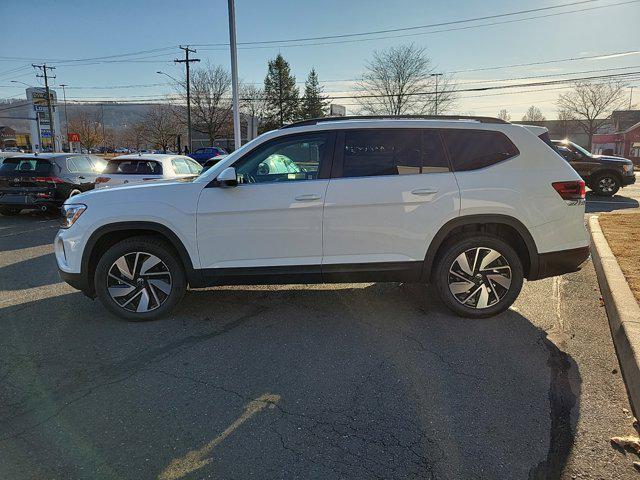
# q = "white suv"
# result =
<box><xmin>55</xmin><ymin>116</ymin><xmax>589</xmax><ymax>321</ymax></box>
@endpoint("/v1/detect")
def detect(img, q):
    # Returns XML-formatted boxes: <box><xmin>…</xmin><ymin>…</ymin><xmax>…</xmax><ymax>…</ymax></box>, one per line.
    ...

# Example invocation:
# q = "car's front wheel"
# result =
<box><xmin>591</xmin><ymin>172</ymin><xmax>620</xmax><ymax>196</ymax></box>
<box><xmin>94</xmin><ymin>236</ymin><xmax>186</xmax><ymax>321</ymax></box>
<box><xmin>432</xmin><ymin>233</ymin><xmax>524</xmax><ymax>318</ymax></box>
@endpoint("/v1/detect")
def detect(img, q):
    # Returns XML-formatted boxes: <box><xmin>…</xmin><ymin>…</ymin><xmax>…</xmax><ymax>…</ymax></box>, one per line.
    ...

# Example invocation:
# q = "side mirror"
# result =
<box><xmin>216</xmin><ymin>167</ymin><xmax>237</xmax><ymax>187</ymax></box>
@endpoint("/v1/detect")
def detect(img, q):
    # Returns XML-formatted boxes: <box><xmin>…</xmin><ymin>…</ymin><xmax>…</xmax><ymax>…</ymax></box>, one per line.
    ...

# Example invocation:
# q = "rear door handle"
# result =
<box><xmin>411</xmin><ymin>188</ymin><xmax>438</xmax><ymax>195</ymax></box>
<box><xmin>295</xmin><ymin>194</ymin><xmax>322</xmax><ymax>201</ymax></box>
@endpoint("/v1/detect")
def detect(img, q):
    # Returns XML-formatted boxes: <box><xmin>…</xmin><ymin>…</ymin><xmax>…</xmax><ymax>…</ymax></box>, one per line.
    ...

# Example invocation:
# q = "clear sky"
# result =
<box><xmin>0</xmin><ymin>0</ymin><xmax>638</xmax><ymax>118</ymax></box>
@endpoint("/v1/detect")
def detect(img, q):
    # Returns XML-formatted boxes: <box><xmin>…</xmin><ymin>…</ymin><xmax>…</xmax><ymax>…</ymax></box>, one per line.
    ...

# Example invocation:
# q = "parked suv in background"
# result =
<box><xmin>55</xmin><ymin>116</ymin><xmax>589</xmax><ymax>321</ymax></box>
<box><xmin>189</xmin><ymin>146</ymin><xmax>228</xmax><ymax>164</ymax></box>
<box><xmin>0</xmin><ymin>153</ymin><xmax>102</xmax><ymax>215</ymax></box>
<box><xmin>552</xmin><ymin>139</ymin><xmax>636</xmax><ymax>196</ymax></box>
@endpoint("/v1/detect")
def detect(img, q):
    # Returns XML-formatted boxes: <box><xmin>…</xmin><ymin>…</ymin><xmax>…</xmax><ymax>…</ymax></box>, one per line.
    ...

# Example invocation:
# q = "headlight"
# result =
<box><xmin>623</xmin><ymin>163</ymin><xmax>634</xmax><ymax>173</ymax></box>
<box><xmin>61</xmin><ymin>204</ymin><xmax>86</xmax><ymax>228</ymax></box>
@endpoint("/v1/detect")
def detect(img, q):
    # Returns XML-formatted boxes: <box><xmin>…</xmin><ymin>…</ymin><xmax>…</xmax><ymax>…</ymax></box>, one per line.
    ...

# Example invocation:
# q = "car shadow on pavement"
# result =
<box><xmin>0</xmin><ymin>284</ymin><xmax>581</xmax><ymax>480</ymax></box>
<box><xmin>0</xmin><ymin>212</ymin><xmax>60</xmax><ymax>251</ymax></box>
<box><xmin>0</xmin><ymin>252</ymin><xmax>60</xmax><ymax>290</ymax></box>
<box><xmin>585</xmin><ymin>192</ymin><xmax>639</xmax><ymax>213</ymax></box>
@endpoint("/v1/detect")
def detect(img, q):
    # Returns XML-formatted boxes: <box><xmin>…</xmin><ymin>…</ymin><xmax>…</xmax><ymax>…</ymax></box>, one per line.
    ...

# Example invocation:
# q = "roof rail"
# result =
<box><xmin>281</xmin><ymin>115</ymin><xmax>509</xmax><ymax>129</ymax></box>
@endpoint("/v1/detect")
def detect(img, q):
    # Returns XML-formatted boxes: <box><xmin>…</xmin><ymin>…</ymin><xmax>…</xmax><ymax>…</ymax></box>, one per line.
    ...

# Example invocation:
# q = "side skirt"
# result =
<box><xmin>198</xmin><ymin>262</ymin><xmax>423</xmax><ymax>287</ymax></box>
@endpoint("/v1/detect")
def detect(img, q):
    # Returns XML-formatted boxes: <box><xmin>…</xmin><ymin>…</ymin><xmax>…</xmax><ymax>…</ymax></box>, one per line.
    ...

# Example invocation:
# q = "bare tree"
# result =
<box><xmin>143</xmin><ymin>105</ymin><xmax>180</xmax><ymax>152</ymax></box>
<box><xmin>188</xmin><ymin>63</ymin><xmax>233</xmax><ymax>144</ymax></box>
<box><xmin>497</xmin><ymin>109</ymin><xmax>511</xmax><ymax>121</ymax></box>
<box><xmin>67</xmin><ymin>110</ymin><xmax>104</xmax><ymax>152</ymax></box>
<box><xmin>240</xmin><ymin>83</ymin><xmax>268</xmax><ymax>133</ymax></box>
<box><xmin>557</xmin><ymin>108</ymin><xmax>575</xmax><ymax>139</ymax></box>
<box><xmin>356</xmin><ymin>44</ymin><xmax>457</xmax><ymax>116</ymax></box>
<box><xmin>120</xmin><ymin>120</ymin><xmax>148</xmax><ymax>151</ymax></box>
<box><xmin>557</xmin><ymin>81</ymin><xmax>627</xmax><ymax>149</ymax></box>
<box><xmin>521</xmin><ymin>106</ymin><xmax>546</xmax><ymax>122</ymax></box>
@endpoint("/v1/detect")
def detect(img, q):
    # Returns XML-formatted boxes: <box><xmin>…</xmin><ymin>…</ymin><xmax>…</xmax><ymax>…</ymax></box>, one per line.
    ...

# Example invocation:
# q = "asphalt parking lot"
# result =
<box><xmin>1</xmin><ymin>178</ymin><xmax>639</xmax><ymax>480</ymax></box>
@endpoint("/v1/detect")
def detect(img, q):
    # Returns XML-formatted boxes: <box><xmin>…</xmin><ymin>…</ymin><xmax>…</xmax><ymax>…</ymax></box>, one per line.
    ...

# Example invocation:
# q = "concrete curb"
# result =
<box><xmin>589</xmin><ymin>215</ymin><xmax>640</xmax><ymax>416</ymax></box>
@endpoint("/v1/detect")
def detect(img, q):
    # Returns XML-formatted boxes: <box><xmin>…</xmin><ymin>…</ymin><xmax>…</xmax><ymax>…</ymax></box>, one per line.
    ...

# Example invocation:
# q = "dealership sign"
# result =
<box><xmin>68</xmin><ymin>133</ymin><xmax>80</xmax><ymax>142</ymax></box>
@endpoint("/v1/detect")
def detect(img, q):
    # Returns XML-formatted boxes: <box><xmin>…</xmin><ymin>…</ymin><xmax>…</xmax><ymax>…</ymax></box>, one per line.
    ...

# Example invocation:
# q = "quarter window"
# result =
<box><xmin>443</xmin><ymin>130</ymin><xmax>519</xmax><ymax>171</ymax></box>
<box><xmin>172</xmin><ymin>158</ymin><xmax>192</xmax><ymax>174</ymax></box>
<box><xmin>342</xmin><ymin>129</ymin><xmax>449</xmax><ymax>178</ymax></box>
<box><xmin>234</xmin><ymin>133</ymin><xmax>329</xmax><ymax>184</ymax></box>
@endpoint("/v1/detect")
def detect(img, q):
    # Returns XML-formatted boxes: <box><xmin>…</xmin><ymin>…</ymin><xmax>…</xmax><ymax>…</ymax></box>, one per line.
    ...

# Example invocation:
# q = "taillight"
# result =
<box><xmin>552</xmin><ymin>180</ymin><xmax>585</xmax><ymax>200</ymax></box>
<box><xmin>95</xmin><ymin>177</ymin><xmax>111</xmax><ymax>183</ymax></box>
<box><xmin>34</xmin><ymin>176</ymin><xmax>65</xmax><ymax>184</ymax></box>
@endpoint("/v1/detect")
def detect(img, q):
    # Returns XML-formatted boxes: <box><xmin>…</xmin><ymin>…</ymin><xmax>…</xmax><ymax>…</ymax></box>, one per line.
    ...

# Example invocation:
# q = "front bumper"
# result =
<box><xmin>530</xmin><ymin>246</ymin><xmax>590</xmax><ymax>280</ymax></box>
<box><xmin>58</xmin><ymin>268</ymin><xmax>94</xmax><ymax>297</ymax></box>
<box><xmin>622</xmin><ymin>174</ymin><xmax>636</xmax><ymax>186</ymax></box>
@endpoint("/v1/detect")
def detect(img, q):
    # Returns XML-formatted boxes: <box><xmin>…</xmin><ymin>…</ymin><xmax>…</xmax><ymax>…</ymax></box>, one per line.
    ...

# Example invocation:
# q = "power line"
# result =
<box><xmin>194</xmin><ymin>0</ymin><xmax>639</xmax><ymax>50</ymax></box>
<box><xmin>193</xmin><ymin>0</ymin><xmax>604</xmax><ymax>46</ymax></box>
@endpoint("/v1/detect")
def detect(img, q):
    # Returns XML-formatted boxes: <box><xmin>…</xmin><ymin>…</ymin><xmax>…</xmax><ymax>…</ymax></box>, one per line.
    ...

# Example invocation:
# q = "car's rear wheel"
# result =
<box><xmin>432</xmin><ymin>233</ymin><xmax>523</xmax><ymax>318</ymax></box>
<box><xmin>94</xmin><ymin>236</ymin><xmax>186</xmax><ymax>321</ymax></box>
<box><xmin>0</xmin><ymin>206</ymin><xmax>21</xmax><ymax>216</ymax></box>
<box><xmin>591</xmin><ymin>172</ymin><xmax>620</xmax><ymax>196</ymax></box>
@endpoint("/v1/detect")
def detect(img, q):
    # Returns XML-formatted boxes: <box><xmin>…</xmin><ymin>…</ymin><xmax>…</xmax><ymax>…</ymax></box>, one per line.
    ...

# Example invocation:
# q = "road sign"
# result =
<box><xmin>68</xmin><ymin>133</ymin><xmax>80</xmax><ymax>142</ymax></box>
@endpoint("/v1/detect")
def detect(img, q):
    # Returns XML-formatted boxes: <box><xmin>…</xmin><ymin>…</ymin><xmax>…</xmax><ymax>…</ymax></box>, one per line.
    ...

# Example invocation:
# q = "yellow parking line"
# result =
<box><xmin>158</xmin><ymin>393</ymin><xmax>281</xmax><ymax>480</ymax></box>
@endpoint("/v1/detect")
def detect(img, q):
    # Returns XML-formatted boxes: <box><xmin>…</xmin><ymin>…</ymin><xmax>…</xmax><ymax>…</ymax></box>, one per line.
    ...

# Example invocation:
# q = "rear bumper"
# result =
<box><xmin>529</xmin><ymin>246</ymin><xmax>590</xmax><ymax>280</ymax></box>
<box><xmin>0</xmin><ymin>192</ymin><xmax>61</xmax><ymax>209</ymax></box>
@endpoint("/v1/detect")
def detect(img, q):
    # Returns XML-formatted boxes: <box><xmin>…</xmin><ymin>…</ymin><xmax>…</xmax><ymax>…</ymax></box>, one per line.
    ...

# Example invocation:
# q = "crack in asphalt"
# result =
<box><xmin>0</xmin><ymin>307</ymin><xmax>268</xmax><ymax>443</ymax></box>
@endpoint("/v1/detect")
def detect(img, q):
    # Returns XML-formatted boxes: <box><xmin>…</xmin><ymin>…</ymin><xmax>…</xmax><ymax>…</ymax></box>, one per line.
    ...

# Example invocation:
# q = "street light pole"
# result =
<box><xmin>228</xmin><ymin>0</ymin><xmax>241</xmax><ymax>150</ymax></box>
<box><xmin>60</xmin><ymin>84</ymin><xmax>69</xmax><ymax>151</ymax></box>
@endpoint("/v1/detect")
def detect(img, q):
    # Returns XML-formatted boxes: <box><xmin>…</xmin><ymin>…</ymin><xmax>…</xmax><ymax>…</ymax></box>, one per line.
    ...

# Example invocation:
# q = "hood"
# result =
<box><xmin>66</xmin><ymin>177</ymin><xmax>198</xmax><ymax>205</ymax></box>
<box><xmin>593</xmin><ymin>154</ymin><xmax>633</xmax><ymax>164</ymax></box>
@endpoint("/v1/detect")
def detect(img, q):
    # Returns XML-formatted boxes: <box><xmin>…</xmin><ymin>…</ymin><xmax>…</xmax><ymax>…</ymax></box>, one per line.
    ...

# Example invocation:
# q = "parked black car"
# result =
<box><xmin>0</xmin><ymin>153</ymin><xmax>103</xmax><ymax>215</ymax></box>
<box><xmin>552</xmin><ymin>140</ymin><xmax>636</xmax><ymax>196</ymax></box>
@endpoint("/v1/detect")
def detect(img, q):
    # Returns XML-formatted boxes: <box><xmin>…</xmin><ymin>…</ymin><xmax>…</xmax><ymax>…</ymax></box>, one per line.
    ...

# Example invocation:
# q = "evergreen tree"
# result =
<box><xmin>300</xmin><ymin>68</ymin><xmax>329</xmax><ymax>119</ymax></box>
<box><xmin>263</xmin><ymin>54</ymin><xmax>300</xmax><ymax>128</ymax></box>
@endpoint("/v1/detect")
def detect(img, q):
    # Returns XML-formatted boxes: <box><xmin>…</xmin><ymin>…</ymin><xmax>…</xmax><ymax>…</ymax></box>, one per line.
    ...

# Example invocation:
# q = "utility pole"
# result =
<box><xmin>32</xmin><ymin>63</ymin><xmax>57</xmax><ymax>151</ymax></box>
<box><xmin>228</xmin><ymin>0</ymin><xmax>241</xmax><ymax>149</ymax></box>
<box><xmin>431</xmin><ymin>73</ymin><xmax>443</xmax><ymax>116</ymax></box>
<box><xmin>60</xmin><ymin>84</ymin><xmax>69</xmax><ymax>151</ymax></box>
<box><xmin>175</xmin><ymin>46</ymin><xmax>200</xmax><ymax>153</ymax></box>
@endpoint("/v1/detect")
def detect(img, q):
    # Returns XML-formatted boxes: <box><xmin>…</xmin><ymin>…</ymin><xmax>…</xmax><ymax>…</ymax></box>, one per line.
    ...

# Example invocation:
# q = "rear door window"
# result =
<box><xmin>341</xmin><ymin>129</ymin><xmax>449</xmax><ymax>178</ymax></box>
<box><xmin>443</xmin><ymin>130</ymin><xmax>519</xmax><ymax>171</ymax></box>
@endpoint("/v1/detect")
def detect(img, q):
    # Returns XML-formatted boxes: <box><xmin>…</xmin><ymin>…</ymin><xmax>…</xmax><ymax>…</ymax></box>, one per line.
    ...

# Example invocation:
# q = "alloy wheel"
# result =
<box><xmin>448</xmin><ymin>247</ymin><xmax>512</xmax><ymax>309</ymax></box>
<box><xmin>107</xmin><ymin>252</ymin><xmax>172</xmax><ymax>313</ymax></box>
<box><xmin>597</xmin><ymin>177</ymin><xmax>616</xmax><ymax>194</ymax></box>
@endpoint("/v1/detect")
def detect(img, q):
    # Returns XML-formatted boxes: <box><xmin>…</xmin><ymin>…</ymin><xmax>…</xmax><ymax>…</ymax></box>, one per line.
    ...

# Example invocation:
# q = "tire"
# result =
<box><xmin>591</xmin><ymin>172</ymin><xmax>620</xmax><ymax>196</ymax></box>
<box><xmin>431</xmin><ymin>233</ymin><xmax>524</xmax><ymax>318</ymax></box>
<box><xmin>0</xmin><ymin>206</ymin><xmax>21</xmax><ymax>216</ymax></box>
<box><xmin>94</xmin><ymin>236</ymin><xmax>187</xmax><ymax>321</ymax></box>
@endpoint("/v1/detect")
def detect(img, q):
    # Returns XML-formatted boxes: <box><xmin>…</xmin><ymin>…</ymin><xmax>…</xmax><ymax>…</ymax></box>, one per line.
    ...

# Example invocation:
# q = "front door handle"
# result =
<box><xmin>411</xmin><ymin>188</ymin><xmax>438</xmax><ymax>196</ymax></box>
<box><xmin>295</xmin><ymin>194</ymin><xmax>322</xmax><ymax>202</ymax></box>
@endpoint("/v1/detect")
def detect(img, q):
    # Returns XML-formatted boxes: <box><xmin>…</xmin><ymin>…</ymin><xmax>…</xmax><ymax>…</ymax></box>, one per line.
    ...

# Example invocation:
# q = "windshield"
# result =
<box><xmin>568</xmin><ymin>141</ymin><xmax>592</xmax><ymax>157</ymax></box>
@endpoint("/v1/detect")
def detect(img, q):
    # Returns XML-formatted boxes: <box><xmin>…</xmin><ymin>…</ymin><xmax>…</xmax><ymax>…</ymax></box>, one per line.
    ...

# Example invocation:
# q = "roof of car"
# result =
<box><xmin>111</xmin><ymin>154</ymin><xmax>194</xmax><ymax>162</ymax></box>
<box><xmin>2</xmin><ymin>153</ymin><xmax>84</xmax><ymax>159</ymax></box>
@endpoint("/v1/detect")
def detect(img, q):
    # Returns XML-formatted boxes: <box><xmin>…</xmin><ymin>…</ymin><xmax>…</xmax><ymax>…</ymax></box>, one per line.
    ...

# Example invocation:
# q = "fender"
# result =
<box><xmin>81</xmin><ymin>221</ymin><xmax>203</xmax><ymax>288</ymax></box>
<box><xmin>421</xmin><ymin>214</ymin><xmax>540</xmax><ymax>280</ymax></box>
